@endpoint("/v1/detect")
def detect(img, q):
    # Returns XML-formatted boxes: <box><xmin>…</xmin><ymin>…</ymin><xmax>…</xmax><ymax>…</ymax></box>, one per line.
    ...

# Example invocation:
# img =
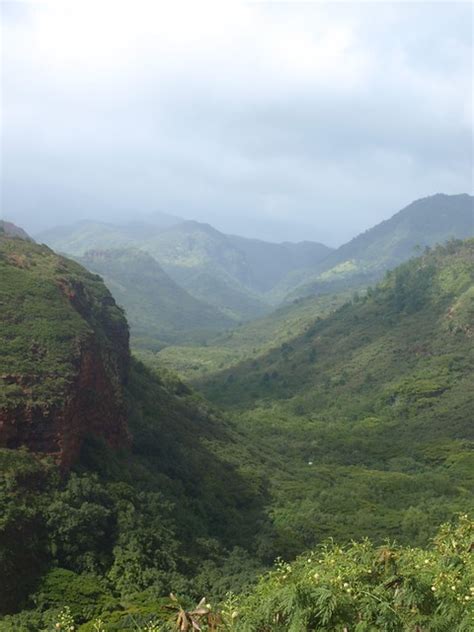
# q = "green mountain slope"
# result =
<box><xmin>203</xmin><ymin>238</ymin><xmax>474</xmax><ymax>408</ymax></box>
<box><xmin>151</xmin><ymin>292</ymin><xmax>350</xmax><ymax>381</ymax></box>
<box><xmin>0</xmin><ymin>232</ymin><xmax>130</xmax><ymax>447</ymax></box>
<box><xmin>164</xmin><ymin>267</ymin><xmax>271</xmax><ymax>321</ymax></box>
<box><xmin>1</xmin><ymin>228</ymin><xmax>473</xmax><ymax>630</ymax></box>
<box><xmin>225</xmin><ymin>234</ymin><xmax>332</xmax><ymax>294</ymax></box>
<box><xmin>37</xmin><ymin>220</ymin><xmax>270</xmax><ymax>321</ymax></box>
<box><xmin>36</xmin><ymin>194</ymin><xmax>472</xmax><ymax>332</ymax></box>
<box><xmin>35</xmin><ymin>212</ymin><xmax>183</xmax><ymax>252</ymax></box>
<box><xmin>37</xmin><ymin>219</ymin><xmax>333</xmax><ymax>320</ymax></box>
<box><xmin>77</xmin><ymin>249</ymin><xmax>233</xmax><ymax>348</ymax></box>
<box><xmin>288</xmin><ymin>193</ymin><xmax>473</xmax><ymax>299</ymax></box>
<box><xmin>36</xmin><ymin>220</ymin><xmax>138</xmax><ymax>254</ymax></box>
<box><xmin>0</xmin><ymin>231</ymin><xmax>270</xmax><ymax>620</ymax></box>
<box><xmin>198</xmin><ymin>239</ymin><xmax>474</xmax><ymax>551</ymax></box>
<box><xmin>154</xmin><ymin>195</ymin><xmax>472</xmax><ymax>381</ymax></box>
<box><xmin>131</xmin><ymin>221</ymin><xmax>330</xmax><ymax>318</ymax></box>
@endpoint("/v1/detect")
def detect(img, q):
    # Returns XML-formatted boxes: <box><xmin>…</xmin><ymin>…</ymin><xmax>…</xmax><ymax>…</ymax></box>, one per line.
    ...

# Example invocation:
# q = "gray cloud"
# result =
<box><xmin>1</xmin><ymin>1</ymin><xmax>472</xmax><ymax>245</ymax></box>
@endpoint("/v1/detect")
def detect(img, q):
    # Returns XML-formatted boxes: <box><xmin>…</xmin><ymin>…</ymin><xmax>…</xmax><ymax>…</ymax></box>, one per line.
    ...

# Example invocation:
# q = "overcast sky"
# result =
<box><xmin>1</xmin><ymin>1</ymin><xmax>472</xmax><ymax>245</ymax></box>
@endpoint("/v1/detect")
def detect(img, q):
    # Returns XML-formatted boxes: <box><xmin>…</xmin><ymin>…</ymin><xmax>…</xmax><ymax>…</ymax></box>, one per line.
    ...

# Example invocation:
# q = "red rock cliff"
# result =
<box><xmin>0</xmin><ymin>237</ymin><xmax>131</xmax><ymax>468</ymax></box>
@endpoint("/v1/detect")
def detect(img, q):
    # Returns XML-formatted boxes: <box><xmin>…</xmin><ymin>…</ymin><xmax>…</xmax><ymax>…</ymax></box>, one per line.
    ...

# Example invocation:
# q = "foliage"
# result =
<box><xmin>0</xmin><ymin>234</ymin><xmax>271</xmax><ymax>624</ymax></box>
<box><xmin>0</xmin><ymin>356</ymin><xmax>271</xmax><ymax>621</ymax></box>
<box><xmin>51</xmin><ymin>606</ymin><xmax>75</xmax><ymax>631</ymax></box>
<box><xmin>0</xmin><ymin>233</ymin><xmax>128</xmax><ymax>409</ymax></box>
<box><xmin>145</xmin><ymin>292</ymin><xmax>350</xmax><ymax>381</ymax></box>
<box><xmin>197</xmin><ymin>240</ymin><xmax>474</xmax><ymax>553</ymax></box>
<box><xmin>1</xmin><ymin>230</ymin><xmax>473</xmax><ymax>629</ymax></box>
<box><xmin>77</xmin><ymin>249</ymin><xmax>233</xmax><ymax>348</ymax></box>
<box><xmin>230</xmin><ymin>514</ymin><xmax>474</xmax><ymax>631</ymax></box>
<box><xmin>288</xmin><ymin>193</ymin><xmax>473</xmax><ymax>300</ymax></box>
<box><xmin>0</xmin><ymin>450</ymin><xmax>54</xmax><ymax>612</ymax></box>
<box><xmin>5</xmin><ymin>516</ymin><xmax>472</xmax><ymax>630</ymax></box>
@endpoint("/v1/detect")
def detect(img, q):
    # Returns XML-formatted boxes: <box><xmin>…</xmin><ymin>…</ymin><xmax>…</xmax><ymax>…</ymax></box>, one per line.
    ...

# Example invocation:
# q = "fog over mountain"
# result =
<box><xmin>1</xmin><ymin>2</ymin><xmax>472</xmax><ymax>244</ymax></box>
<box><xmin>2</xmin><ymin>3</ymin><xmax>474</xmax><ymax>628</ymax></box>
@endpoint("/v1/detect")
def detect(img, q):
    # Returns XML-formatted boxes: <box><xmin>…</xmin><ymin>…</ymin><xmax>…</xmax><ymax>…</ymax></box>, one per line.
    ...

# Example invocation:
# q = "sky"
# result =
<box><xmin>1</xmin><ymin>1</ymin><xmax>472</xmax><ymax>245</ymax></box>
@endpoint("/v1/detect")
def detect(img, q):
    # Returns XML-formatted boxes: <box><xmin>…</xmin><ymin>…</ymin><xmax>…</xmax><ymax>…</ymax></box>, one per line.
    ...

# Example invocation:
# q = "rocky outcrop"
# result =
<box><xmin>0</xmin><ymin>338</ymin><xmax>130</xmax><ymax>469</ymax></box>
<box><xmin>0</xmin><ymin>234</ymin><xmax>131</xmax><ymax>468</ymax></box>
<box><xmin>0</xmin><ymin>220</ymin><xmax>33</xmax><ymax>241</ymax></box>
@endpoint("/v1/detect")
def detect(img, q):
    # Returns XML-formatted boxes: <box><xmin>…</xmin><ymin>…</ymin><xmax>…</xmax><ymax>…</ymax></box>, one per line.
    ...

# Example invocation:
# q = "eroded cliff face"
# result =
<box><xmin>0</xmin><ymin>233</ymin><xmax>131</xmax><ymax>468</ymax></box>
<box><xmin>0</xmin><ymin>338</ymin><xmax>129</xmax><ymax>469</ymax></box>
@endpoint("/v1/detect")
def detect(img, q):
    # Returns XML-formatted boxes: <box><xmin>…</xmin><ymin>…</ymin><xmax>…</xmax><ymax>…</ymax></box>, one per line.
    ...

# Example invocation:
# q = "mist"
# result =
<box><xmin>1</xmin><ymin>1</ymin><xmax>472</xmax><ymax>245</ymax></box>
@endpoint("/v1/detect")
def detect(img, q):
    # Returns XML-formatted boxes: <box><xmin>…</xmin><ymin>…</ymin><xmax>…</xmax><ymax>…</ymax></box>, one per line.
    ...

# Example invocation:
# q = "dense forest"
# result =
<box><xmin>0</xmin><ymin>213</ymin><xmax>473</xmax><ymax>630</ymax></box>
<box><xmin>3</xmin><ymin>0</ymin><xmax>473</xmax><ymax>625</ymax></box>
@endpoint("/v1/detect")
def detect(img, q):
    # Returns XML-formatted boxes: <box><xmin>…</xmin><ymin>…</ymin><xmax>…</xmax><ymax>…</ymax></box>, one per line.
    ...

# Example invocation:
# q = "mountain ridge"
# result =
<box><xmin>0</xmin><ymin>227</ymin><xmax>473</xmax><ymax>629</ymax></box>
<box><xmin>77</xmin><ymin>247</ymin><xmax>234</xmax><ymax>347</ymax></box>
<box><xmin>35</xmin><ymin>217</ymin><xmax>333</xmax><ymax>317</ymax></box>
<box><xmin>286</xmin><ymin>193</ymin><xmax>473</xmax><ymax>300</ymax></box>
<box><xmin>35</xmin><ymin>193</ymin><xmax>473</xmax><ymax>319</ymax></box>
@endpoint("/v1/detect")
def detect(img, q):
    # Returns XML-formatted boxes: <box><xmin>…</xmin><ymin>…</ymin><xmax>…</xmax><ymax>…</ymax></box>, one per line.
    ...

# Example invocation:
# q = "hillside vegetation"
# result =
<box><xmin>0</xmin><ymin>232</ymin><xmax>271</xmax><ymax>627</ymax></box>
<box><xmin>202</xmin><ymin>238</ymin><xmax>474</xmax><ymax>408</ymax></box>
<box><xmin>198</xmin><ymin>240</ymin><xmax>474</xmax><ymax>553</ymax></box>
<box><xmin>1</xmin><ymin>230</ymin><xmax>473</xmax><ymax>630</ymax></box>
<box><xmin>37</xmin><ymin>218</ymin><xmax>332</xmax><ymax>321</ymax></box>
<box><xmin>288</xmin><ymin>193</ymin><xmax>473</xmax><ymax>300</ymax></box>
<box><xmin>78</xmin><ymin>248</ymin><xmax>233</xmax><ymax>349</ymax></box>
<box><xmin>0</xmin><ymin>233</ymin><xmax>128</xmax><ymax>416</ymax></box>
<box><xmin>143</xmin><ymin>194</ymin><xmax>472</xmax><ymax>381</ymax></box>
<box><xmin>3</xmin><ymin>511</ymin><xmax>472</xmax><ymax>630</ymax></box>
<box><xmin>37</xmin><ymin>194</ymin><xmax>473</xmax><ymax>339</ymax></box>
<box><xmin>150</xmin><ymin>292</ymin><xmax>350</xmax><ymax>381</ymax></box>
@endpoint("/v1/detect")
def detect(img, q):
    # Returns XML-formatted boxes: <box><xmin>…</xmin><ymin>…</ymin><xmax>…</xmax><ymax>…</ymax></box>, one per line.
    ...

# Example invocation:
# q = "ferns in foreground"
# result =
<box><xmin>46</xmin><ymin>514</ymin><xmax>472</xmax><ymax>631</ymax></box>
<box><xmin>231</xmin><ymin>514</ymin><xmax>473</xmax><ymax>631</ymax></box>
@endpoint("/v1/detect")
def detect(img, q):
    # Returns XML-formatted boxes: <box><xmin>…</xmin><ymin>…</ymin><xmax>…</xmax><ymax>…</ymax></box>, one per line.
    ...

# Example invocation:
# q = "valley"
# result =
<box><xmin>1</xmin><ymin>195</ymin><xmax>473</xmax><ymax>630</ymax></box>
<box><xmin>3</xmin><ymin>3</ymin><xmax>473</xmax><ymax>628</ymax></box>
<box><xmin>37</xmin><ymin>194</ymin><xmax>473</xmax><ymax>356</ymax></box>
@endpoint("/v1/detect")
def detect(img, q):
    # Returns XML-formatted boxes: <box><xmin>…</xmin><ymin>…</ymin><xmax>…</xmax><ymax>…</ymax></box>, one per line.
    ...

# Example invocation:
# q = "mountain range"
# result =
<box><xmin>37</xmin><ymin>218</ymin><xmax>333</xmax><ymax>321</ymax></box>
<box><xmin>36</xmin><ymin>194</ymin><xmax>473</xmax><ymax>337</ymax></box>
<box><xmin>0</xmin><ymin>221</ymin><xmax>473</xmax><ymax>629</ymax></box>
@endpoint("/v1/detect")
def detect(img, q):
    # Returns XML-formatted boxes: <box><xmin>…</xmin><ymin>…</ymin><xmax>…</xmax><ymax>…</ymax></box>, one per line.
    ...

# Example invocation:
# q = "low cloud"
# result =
<box><xmin>1</xmin><ymin>1</ymin><xmax>472</xmax><ymax>244</ymax></box>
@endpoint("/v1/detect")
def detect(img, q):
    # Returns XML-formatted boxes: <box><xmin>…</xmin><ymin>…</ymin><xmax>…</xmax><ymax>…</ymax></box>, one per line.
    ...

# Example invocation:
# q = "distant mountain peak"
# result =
<box><xmin>177</xmin><ymin>219</ymin><xmax>224</xmax><ymax>235</ymax></box>
<box><xmin>287</xmin><ymin>192</ymin><xmax>473</xmax><ymax>300</ymax></box>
